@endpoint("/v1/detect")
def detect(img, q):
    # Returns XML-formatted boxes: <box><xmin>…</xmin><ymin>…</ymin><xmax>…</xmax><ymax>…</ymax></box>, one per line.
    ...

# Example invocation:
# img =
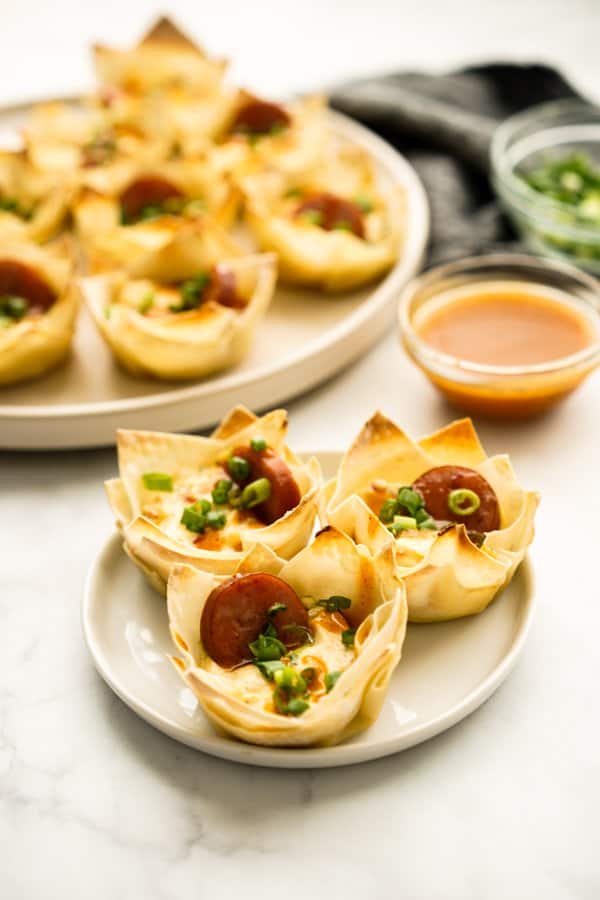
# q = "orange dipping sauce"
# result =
<box><xmin>418</xmin><ymin>285</ymin><xmax>595</xmax><ymax>366</ymax></box>
<box><xmin>405</xmin><ymin>280</ymin><xmax>600</xmax><ymax>418</ymax></box>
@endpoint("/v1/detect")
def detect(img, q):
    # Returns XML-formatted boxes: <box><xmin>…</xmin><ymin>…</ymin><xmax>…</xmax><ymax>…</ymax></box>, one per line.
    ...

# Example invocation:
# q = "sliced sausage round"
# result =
<box><xmin>230</xmin><ymin>444</ymin><xmax>301</xmax><ymax>524</ymax></box>
<box><xmin>0</xmin><ymin>260</ymin><xmax>56</xmax><ymax>314</ymax></box>
<box><xmin>412</xmin><ymin>465</ymin><xmax>500</xmax><ymax>533</ymax></box>
<box><xmin>200</xmin><ymin>572</ymin><xmax>310</xmax><ymax>668</ymax></box>
<box><xmin>120</xmin><ymin>176</ymin><xmax>183</xmax><ymax>221</ymax></box>
<box><xmin>204</xmin><ymin>266</ymin><xmax>245</xmax><ymax>310</ymax></box>
<box><xmin>231</xmin><ymin>98</ymin><xmax>291</xmax><ymax>135</ymax></box>
<box><xmin>294</xmin><ymin>193</ymin><xmax>365</xmax><ymax>238</ymax></box>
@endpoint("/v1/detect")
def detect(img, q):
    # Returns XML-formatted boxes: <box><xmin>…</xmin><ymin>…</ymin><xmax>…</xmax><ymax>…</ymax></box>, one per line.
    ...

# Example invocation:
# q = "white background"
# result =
<box><xmin>1</xmin><ymin>2</ymin><xmax>600</xmax><ymax>898</ymax></box>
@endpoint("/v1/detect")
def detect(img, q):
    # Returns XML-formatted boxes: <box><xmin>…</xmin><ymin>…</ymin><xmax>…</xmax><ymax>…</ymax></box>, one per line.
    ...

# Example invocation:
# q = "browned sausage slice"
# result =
<box><xmin>230</xmin><ymin>445</ymin><xmax>301</xmax><ymax>525</ymax></box>
<box><xmin>294</xmin><ymin>193</ymin><xmax>365</xmax><ymax>238</ymax></box>
<box><xmin>120</xmin><ymin>176</ymin><xmax>183</xmax><ymax>221</ymax></box>
<box><xmin>0</xmin><ymin>260</ymin><xmax>56</xmax><ymax>314</ymax></box>
<box><xmin>200</xmin><ymin>573</ymin><xmax>310</xmax><ymax>668</ymax></box>
<box><xmin>204</xmin><ymin>266</ymin><xmax>245</xmax><ymax>310</ymax></box>
<box><xmin>231</xmin><ymin>98</ymin><xmax>291</xmax><ymax>135</ymax></box>
<box><xmin>412</xmin><ymin>465</ymin><xmax>500</xmax><ymax>533</ymax></box>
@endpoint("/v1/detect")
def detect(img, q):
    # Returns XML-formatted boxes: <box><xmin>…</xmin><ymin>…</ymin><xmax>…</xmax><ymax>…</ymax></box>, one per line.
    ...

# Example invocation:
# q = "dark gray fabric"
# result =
<box><xmin>329</xmin><ymin>64</ymin><xmax>581</xmax><ymax>265</ymax></box>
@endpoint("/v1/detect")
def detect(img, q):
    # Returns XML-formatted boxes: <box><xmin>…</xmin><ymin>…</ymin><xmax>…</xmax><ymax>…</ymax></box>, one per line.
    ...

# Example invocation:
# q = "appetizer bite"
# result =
<box><xmin>73</xmin><ymin>157</ymin><xmax>239</xmax><ymax>272</ymax></box>
<box><xmin>0</xmin><ymin>151</ymin><xmax>72</xmax><ymax>244</ymax></box>
<box><xmin>0</xmin><ymin>240</ymin><xmax>78</xmax><ymax>385</ymax></box>
<box><xmin>105</xmin><ymin>407</ymin><xmax>322</xmax><ymax>592</ymax></box>
<box><xmin>92</xmin><ymin>17</ymin><xmax>235</xmax><ymax>146</ymax></box>
<box><xmin>167</xmin><ymin>524</ymin><xmax>407</xmax><ymax>747</ymax></box>
<box><xmin>323</xmin><ymin>414</ymin><xmax>539</xmax><ymax>621</ymax></box>
<box><xmin>80</xmin><ymin>216</ymin><xmax>275</xmax><ymax>379</ymax></box>
<box><xmin>243</xmin><ymin>146</ymin><xmax>403</xmax><ymax>290</ymax></box>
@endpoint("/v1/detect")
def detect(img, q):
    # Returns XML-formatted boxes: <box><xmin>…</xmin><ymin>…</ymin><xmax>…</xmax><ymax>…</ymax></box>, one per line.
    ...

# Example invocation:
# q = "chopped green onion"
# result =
<box><xmin>273</xmin><ymin>689</ymin><xmax>309</xmax><ymax>716</ymax></box>
<box><xmin>240</xmin><ymin>477</ymin><xmax>271</xmax><ymax>508</ymax></box>
<box><xmin>170</xmin><ymin>273</ymin><xmax>210</xmax><ymax>313</ymax></box>
<box><xmin>285</xmin><ymin>187</ymin><xmax>303</xmax><ymax>199</ymax></box>
<box><xmin>254</xmin><ymin>659</ymin><xmax>285</xmax><ymax>680</ymax></box>
<box><xmin>417</xmin><ymin>517</ymin><xmax>437</xmax><ymax>530</ymax></box>
<box><xmin>273</xmin><ymin>666</ymin><xmax>306</xmax><ymax>693</ymax></box>
<box><xmin>379</xmin><ymin>498</ymin><xmax>399</xmax><ymax>523</ymax></box>
<box><xmin>396</xmin><ymin>486</ymin><xmax>424</xmax><ymax>518</ymax></box>
<box><xmin>211</xmin><ymin>478</ymin><xmax>233</xmax><ymax>505</ymax></box>
<box><xmin>281</xmin><ymin>623</ymin><xmax>314</xmax><ymax>645</ymax></box>
<box><xmin>299</xmin><ymin>209</ymin><xmax>323</xmax><ymax>226</ymax></box>
<box><xmin>325</xmin><ymin>671</ymin><xmax>342</xmax><ymax>693</ymax></box>
<box><xmin>250</xmin><ymin>436</ymin><xmax>267</xmax><ymax>452</ymax></box>
<box><xmin>389</xmin><ymin>515</ymin><xmax>418</xmax><ymax>535</ymax></box>
<box><xmin>301</xmin><ymin>666</ymin><xmax>317</xmax><ymax>686</ymax></box>
<box><xmin>181</xmin><ymin>500</ymin><xmax>211</xmax><ymax>533</ymax></box>
<box><xmin>0</xmin><ymin>295</ymin><xmax>29</xmax><ymax>321</ymax></box>
<box><xmin>248</xmin><ymin>632</ymin><xmax>286</xmax><ymax>661</ymax></box>
<box><xmin>341</xmin><ymin>628</ymin><xmax>356</xmax><ymax>647</ymax></box>
<box><xmin>227</xmin><ymin>454</ymin><xmax>251</xmax><ymax>483</ymax></box>
<box><xmin>227</xmin><ymin>483</ymin><xmax>242</xmax><ymax>507</ymax></box>
<box><xmin>354</xmin><ymin>194</ymin><xmax>374</xmax><ymax>213</ymax></box>
<box><xmin>447</xmin><ymin>488</ymin><xmax>480</xmax><ymax>516</ymax></box>
<box><xmin>206</xmin><ymin>509</ymin><xmax>226</xmax><ymax>529</ymax></box>
<box><xmin>333</xmin><ymin>219</ymin><xmax>352</xmax><ymax>231</ymax></box>
<box><xmin>138</xmin><ymin>292</ymin><xmax>154</xmax><ymax>314</ymax></box>
<box><xmin>142</xmin><ymin>472</ymin><xmax>173</xmax><ymax>492</ymax></box>
<box><xmin>317</xmin><ymin>595</ymin><xmax>352</xmax><ymax>613</ymax></box>
<box><xmin>468</xmin><ymin>530</ymin><xmax>486</xmax><ymax>548</ymax></box>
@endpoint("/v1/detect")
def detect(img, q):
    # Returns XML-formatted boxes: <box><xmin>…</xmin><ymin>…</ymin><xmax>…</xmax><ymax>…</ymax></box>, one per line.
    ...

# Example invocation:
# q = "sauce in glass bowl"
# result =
<box><xmin>399</xmin><ymin>254</ymin><xmax>600</xmax><ymax>419</ymax></box>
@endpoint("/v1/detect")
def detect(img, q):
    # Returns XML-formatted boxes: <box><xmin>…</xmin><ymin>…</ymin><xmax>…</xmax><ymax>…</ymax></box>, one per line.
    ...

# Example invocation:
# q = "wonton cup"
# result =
<box><xmin>80</xmin><ymin>218</ymin><xmax>275</xmax><ymax>379</ymax></box>
<box><xmin>23</xmin><ymin>100</ymin><xmax>171</xmax><ymax>179</ymax></box>
<box><xmin>242</xmin><ymin>147</ymin><xmax>404</xmax><ymax>291</ymax></box>
<box><xmin>323</xmin><ymin>413</ymin><xmax>539</xmax><ymax>622</ymax></box>
<box><xmin>0</xmin><ymin>151</ymin><xmax>72</xmax><ymax>244</ymax></box>
<box><xmin>72</xmin><ymin>158</ymin><xmax>240</xmax><ymax>272</ymax></box>
<box><xmin>167</xmin><ymin>526</ymin><xmax>407</xmax><ymax>747</ymax></box>
<box><xmin>0</xmin><ymin>240</ymin><xmax>78</xmax><ymax>386</ymax></box>
<box><xmin>105</xmin><ymin>406</ymin><xmax>322</xmax><ymax>593</ymax></box>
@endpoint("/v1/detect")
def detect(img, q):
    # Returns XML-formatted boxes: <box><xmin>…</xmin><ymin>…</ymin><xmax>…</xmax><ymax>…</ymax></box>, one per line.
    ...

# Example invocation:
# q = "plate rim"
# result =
<box><xmin>82</xmin><ymin>448</ymin><xmax>536</xmax><ymax>770</ymax></box>
<box><xmin>0</xmin><ymin>101</ymin><xmax>429</xmax><ymax>422</ymax></box>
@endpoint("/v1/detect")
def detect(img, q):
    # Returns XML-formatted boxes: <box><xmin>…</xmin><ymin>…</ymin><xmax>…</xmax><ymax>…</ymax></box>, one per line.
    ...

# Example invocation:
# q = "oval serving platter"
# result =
<box><xmin>0</xmin><ymin>102</ymin><xmax>429</xmax><ymax>450</ymax></box>
<box><xmin>83</xmin><ymin>449</ymin><xmax>535</xmax><ymax>769</ymax></box>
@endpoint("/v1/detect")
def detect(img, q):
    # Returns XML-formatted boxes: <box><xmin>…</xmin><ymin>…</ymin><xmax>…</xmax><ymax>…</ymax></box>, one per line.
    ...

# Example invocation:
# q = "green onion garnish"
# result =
<box><xmin>248</xmin><ymin>631</ymin><xmax>287</xmax><ymax>662</ymax></box>
<box><xmin>180</xmin><ymin>499</ymin><xmax>211</xmax><ymax>533</ymax></box>
<box><xmin>447</xmin><ymin>488</ymin><xmax>481</xmax><ymax>516</ymax></box>
<box><xmin>138</xmin><ymin>292</ymin><xmax>154</xmax><ymax>314</ymax></box>
<box><xmin>268</xmin><ymin>602</ymin><xmax>287</xmax><ymax>616</ymax></box>
<box><xmin>299</xmin><ymin>209</ymin><xmax>323</xmax><ymax>226</ymax></box>
<box><xmin>273</xmin><ymin>666</ymin><xmax>306</xmax><ymax>693</ymax></box>
<box><xmin>227</xmin><ymin>454</ymin><xmax>251</xmax><ymax>483</ymax></box>
<box><xmin>317</xmin><ymin>595</ymin><xmax>352</xmax><ymax>613</ymax></box>
<box><xmin>206</xmin><ymin>509</ymin><xmax>226</xmax><ymax>530</ymax></box>
<box><xmin>341</xmin><ymin>628</ymin><xmax>356</xmax><ymax>647</ymax></box>
<box><xmin>333</xmin><ymin>219</ymin><xmax>352</xmax><ymax>231</ymax></box>
<box><xmin>325</xmin><ymin>671</ymin><xmax>342</xmax><ymax>693</ymax></box>
<box><xmin>170</xmin><ymin>273</ymin><xmax>210</xmax><ymax>313</ymax></box>
<box><xmin>397</xmin><ymin>487</ymin><xmax>424</xmax><ymax>517</ymax></box>
<box><xmin>0</xmin><ymin>295</ymin><xmax>29</xmax><ymax>321</ymax></box>
<box><xmin>254</xmin><ymin>659</ymin><xmax>285</xmax><ymax>680</ymax></box>
<box><xmin>142</xmin><ymin>472</ymin><xmax>173</xmax><ymax>491</ymax></box>
<box><xmin>211</xmin><ymin>478</ymin><xmax>233</xmax><ymax>505</ymax></box>
<box><xmin>354</xmin><ymin>194</ymin><xmax>374</xmax><ymax>213</ymax></box>
<box><xmin>240</xmin><ymin>477</ymin><xmax>271</xmax><ymax>509</ymax></box>
<box><xmin>250</xmin><ymin>436</ymin><xmax>267</xmax><ymax>451</ymax></box>
<box><xmin>274</xmin><ymin>691</ymin><xmax>309</xmax><ymax>716</ymax></box>
<box><xmin>388</xmin><ymin>515</ymin><xmax>418</xmax><ymax>536</ymax></box>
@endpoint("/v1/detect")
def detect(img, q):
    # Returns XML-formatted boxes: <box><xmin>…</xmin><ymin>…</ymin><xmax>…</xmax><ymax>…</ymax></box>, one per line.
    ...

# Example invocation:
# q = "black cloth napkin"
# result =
<box><xmin>330</xmin><ymin>64</ymin><xmax>582</xmax><ymax>265</ymax></box>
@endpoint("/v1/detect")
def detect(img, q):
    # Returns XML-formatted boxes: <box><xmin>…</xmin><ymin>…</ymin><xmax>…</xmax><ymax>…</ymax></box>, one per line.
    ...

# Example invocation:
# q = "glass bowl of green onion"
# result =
<box><xmin>491</xmin><ymin>99</ymin><xmax>600</xmax><ymax>273</ymax></box>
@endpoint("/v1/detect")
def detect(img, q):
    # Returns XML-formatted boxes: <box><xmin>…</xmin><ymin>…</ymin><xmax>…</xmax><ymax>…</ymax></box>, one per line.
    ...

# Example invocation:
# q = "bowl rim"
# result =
<box><xmin>491</xmin><ymin>98</ymin><xmax>600</xmax><ymax>244</ymax></box>
<box><xmin>398</xmin><ymin>251</ymin><xmax>600</xmax><ymax>378</ymax></box>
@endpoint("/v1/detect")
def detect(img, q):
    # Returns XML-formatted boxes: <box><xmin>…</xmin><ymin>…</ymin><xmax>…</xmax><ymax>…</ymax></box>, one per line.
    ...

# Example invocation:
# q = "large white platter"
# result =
<box><xmin>0</xmin><ymin>102</ymin><xmax>428</xmax><ymax>450</ymax></box>
<box><xmin>83</xmin><ymin>450</ymin><xmax>535</xmax><ymax>770</ymax></box>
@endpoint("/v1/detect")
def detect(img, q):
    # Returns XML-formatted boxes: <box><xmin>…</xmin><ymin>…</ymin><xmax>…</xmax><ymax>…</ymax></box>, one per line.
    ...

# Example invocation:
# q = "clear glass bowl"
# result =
<box><xmin>491</xmin><ymin>99</ymin><xmax>600</xmax><ymax>274</ymax></box>
<box><xmin>398</xmin><ymin>253</ymin><xmax>600</xmax><ymax>419</ymax></box>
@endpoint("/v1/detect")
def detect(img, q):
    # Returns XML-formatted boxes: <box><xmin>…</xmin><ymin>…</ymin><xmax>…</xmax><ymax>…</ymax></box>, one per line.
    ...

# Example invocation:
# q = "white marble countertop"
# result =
<box><xmin>2</xmin><ymin>2</ymin><xmax>600</xmax><ymax>897</ymax></box>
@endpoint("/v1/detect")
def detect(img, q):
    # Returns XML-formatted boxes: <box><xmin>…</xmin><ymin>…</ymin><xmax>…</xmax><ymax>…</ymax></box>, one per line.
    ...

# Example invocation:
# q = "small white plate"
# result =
<box><xmin>0</xmin><ymin>101</ymin><xmax>428</xmax><ymax>450</ymax></box>
<box><xmin>83</xmin><ymin>450</ymin><xmax>536</xmax><ymax>768</ymax></box>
